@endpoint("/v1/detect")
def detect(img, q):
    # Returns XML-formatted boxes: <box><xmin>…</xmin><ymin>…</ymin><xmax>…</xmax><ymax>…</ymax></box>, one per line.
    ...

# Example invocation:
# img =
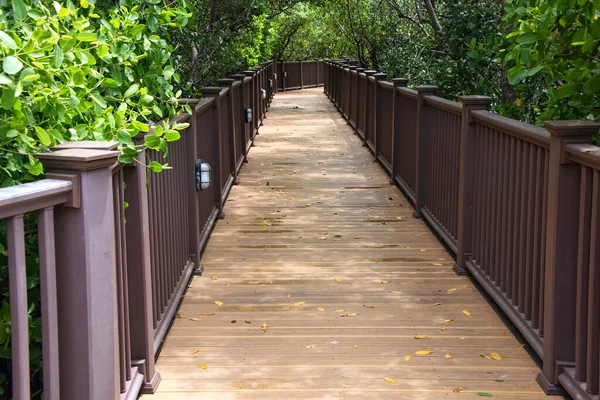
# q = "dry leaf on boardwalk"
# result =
<box><xmin>381</xmin><ymin>280</ymin><xmax>391</xmax><ymax>284</ymax></box>
<box><xmin>261</xmin><ymin>323</ymin><xmax>268</xmax><ymax>332</ymax></box>
<box><xmin>317</xmin><ymin>307</ymin><xmax>325</xmax><ymax>311</ymax></box>
<box><xmin>293</xmin><ymin>301</ymin><xmax>306</xmax><ymax>306</ymax></box>
<box><xmin>453</xmin><ymin>387</ymin><xmax>464</xmax><ymax>393</ymax></box>
<box><xmin>202</xmin><ymin>312</ymin><xmax>215</xmax><ymax>316</ymax></box>
<box><xmin>444</xmin><ymin>319</ymin><xmax>453</xmax><ymax>323</ymax></box>
<box><xmin>384</xmin><ymin>378</ymin><xmax>397</xmax><ymax>384</ymax></box>
<box><xmin>213</xmin><ymin>300</ymin><xmax>223</xmax><ymax>306</ymax></box>
<box><xmin>363</xmin><ymin>304</ymin><xmax>375</xmax><ymax>309</ymax></box>
<box><xmin>190</xmin><ymin>349</ymin><xmax>200</xmax><ymax>354</ymax></box>
<box><xmin>285</xmin><ymin>294</ymin><xmax>292</xmax><ymax>298</ymax></box>
<box><xmin>210</xmin><ymin>275</ymin><xmax>218</xmax><ymax>280</ymax></box>
<box><xmin>462</xmin><ymin>309</ymin><xmax>472</xmax><ymax>316</ymax></box>
<box><xmin>414</xmin><ymin>335</ymin><xmax>428</xmax><ymax>339</ymax></box>
<box><xmin>335</xmin><ymin>277</ymin><xmax>343</xmax><ymax>282</ymax></box>
<box><xmin>444</xmin><ymin>353</ymin><xmax>453</xmax><ymax>360</ymax></box>
<box><xmin>404</xmin><ymin>355</ymin><xmax>412</xmax><ymax>361</ymax></box>
<box><xmin>432</xmin><ymin>302</ymin><xmax>443</xmax><ymax>306</ymax></box>
<box><xmin>190</xmin><ymin>317</ymin><xmax>202</xmax><ymax>321</ymax></box>
<box><xmin>335</xmin><ymin>309</ymin><xmax>345</xmax><ymax>313</ymax></box>
<box><xmin>447</xmin><ymin>287</ymin><xmax>457</xmax><ymax>292</ymax></box>
<box><xmin>198</xmin><ymin>364</ymin><xmax>208</xmax><ymax>370</ymax></box>
<box><xmin>415</xmin><ymin>350</ymin><xmax>433</xmax><ymax>355</ymax></box>
<box><xmin>440</xmin><ymin>326</ymin><xmax>447</xmax><ymax>331</ymax></box>
<box><xmin>490</xmin><ymin>352</ymin><xmax>502</xmax><ymax>361</ymax></box>
<box><xmin>353</xmin><ymin>345</ymin><xmax>359</xmax><ymax>349</ymax></box>
<box><xmin>305</xmin><ymin>345</ymin><xmax>317</xmax><ymax>349</ymax></box>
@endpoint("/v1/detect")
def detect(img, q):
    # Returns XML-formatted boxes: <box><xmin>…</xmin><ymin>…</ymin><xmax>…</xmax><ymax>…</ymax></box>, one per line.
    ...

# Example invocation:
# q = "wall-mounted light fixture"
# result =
<box><xmin>195</xmin><ymin>159</ymin><xmax>211</xmax><ymax>191</ymax></box>
<box><xmin>284</xmin><ymin>71</ymin><xmax>288</xmax><ymax>78</ymax></box>
<box><xmin>268</xmin><ymin>79</ymin><xmax>273</xmax><ymax>87</ymax></box>
<box><xmin>261</xmin><ymin>89</ymin><xmax>266</xmax><ymax>99</ymax></box>
<box><xmin>274</xmin><ymin>73</ymin><xmax>277</xmax><ymax>80</ymax></box>
<box><xmin>244</xmin><ymin>108</ymin><xmax>253</xmax><ymax>123</ymax></box>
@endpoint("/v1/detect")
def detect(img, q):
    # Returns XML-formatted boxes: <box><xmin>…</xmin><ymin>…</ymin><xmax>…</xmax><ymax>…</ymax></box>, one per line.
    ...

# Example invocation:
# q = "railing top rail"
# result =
<box><xmin>424</xmin><ymin>95</ymin><xmax>463</xmax><ymax>115</ymax></box>
<box><xmin>0</xmin><ymin>179</ymin><xmax>73</xmax><ymax>219</ymax></box>
<box><xmin>566</xmin><ymin>143</ymin><xmax>600</xmax><ymax>170</ymax></box>
<box><xmin>195</xmin><ymin>97</ymin><xmax>215</xmax><ymax>114</ymax></box>
<box><xmin>471</xmin><ymin>109</ymin><xmax>550</xmax><ymax>148</ymax></box>
<box><xmin>397</xmin><ymin>86</ymin><xmax>418</xmax><ymax>100</ymax></box>
<box><xmin>378</xmin><ymin>80</ymin><xmax>394</xmax><ymax>90</ymax></box>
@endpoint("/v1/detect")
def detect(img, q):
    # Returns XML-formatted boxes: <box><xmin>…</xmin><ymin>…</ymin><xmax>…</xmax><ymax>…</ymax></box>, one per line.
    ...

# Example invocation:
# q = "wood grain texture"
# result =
<box><xmin>142</xmin><ymin>88</ymin><xmax>558</xmax><ymax>399</ymax></box>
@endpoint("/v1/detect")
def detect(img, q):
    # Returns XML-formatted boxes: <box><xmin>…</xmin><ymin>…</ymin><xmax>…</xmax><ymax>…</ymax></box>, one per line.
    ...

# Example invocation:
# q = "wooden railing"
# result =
<box><xmin>325</xmin><ymin>59</ymin><xmax>600</xmax><ymax>399</ymax></box>
<box><xmin>275</xmin><ymin>60</ymin><xmax>324</xmax><ymax>91</ymax></box>
<box><xmin>0</xmin><ymin>61</ymin><xmax>275</xmax><ymax>400</ymax></box>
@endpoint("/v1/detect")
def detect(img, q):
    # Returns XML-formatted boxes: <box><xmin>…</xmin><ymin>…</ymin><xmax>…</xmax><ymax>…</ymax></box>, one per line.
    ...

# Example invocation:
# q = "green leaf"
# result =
<box><xmin>527</xmin><ymin>65</ymin><xmax>545</xmax><ymax>77</ymax></box>
<box><xmin>3</xmin><ymin>56</ymin><xmax>23</xmax><ymax>75</ymax></box>
<box><xmin>149</xmin><ymin>161</ymin><xmax>163</xmax><ymax>172</ymax></box>
<box><xmin>507</xmin><ymin>65</ymin><xmax>529</xmax><ymax>85</ymax></box>
<box><xmin>102</xmin><ymin>78</ymin><xmax>119</xmax><ymax>88</ymax></box>
<box><xmin>145</xmin><ymin>135</ymin><xmax>161</xmax><ymax>149</ymax></box>
<box><xmin>516</xmin><ymin>33</ymin><xmax>538</xmax><ymax>44</ymax></box>
<box><xmin>12</xmin><ymin>0</ymin><xmax>28</xmax><ymax>21</ymax></box>
<box><xmin>164</xmin><ymin>130</ymin><xmax>180</xmax><ymax>141</ymax></box>
<box><xmin>124</xmin><ymin>84</ymin><xmax>139</xmax><ymax>98</ymax></box>
<box><xmin>76</xmin><ymin>32</ymin><xmax>97</xmax><ymax>42</ymax></box>
<box><xmin>34</xmin><ymin>126</ymin><xmax>52</xmax><ymax>146</ymax></box>
<box><xmin>0</xmin><ymin>31</ymin><xmax>17</xmax><ymax>50</ymax></box>
<box><xmin>140</xmin><ymin>94</ymin><xmax>154</xmax><ymax>105</ymax></box>
<box><xmin>28</xmin><ymin>161</ymin><xmax>43</xmax><ymax>176</ymax></box>
<box><xmin>584</xmin><ymin>74</ymin><xmax>600</xmax><ymax>95</ymax></box>
<box><xmin>90</xmin><ymin>92</ymin><xmax>107</xmax><ymax>108</ymax></box>
<box><xmin>118</xmin><ymin>153</ymin><xmax>135</xmax><ymax>164</ymax></box>
<box><xmin>475</xmin><ymin>393</ymin><xmax>492</xmax><ymax>397</ymax></box>
<box><xmin>53</xmin><ymin>45</ymin><xmax>64</xmax><ymax>68</ymax></box>
<box><xmin>130</xmin><ymin>24</ymin><xmax>146</xmax><ymax>37</ymax></box>
<box><xmin>132</xmin><ymin>120</ymin><xmax>149</xmax><ymax>132</ymax></box>
<box><xmin>1</xmin><ymin>86</ymin><xmax>15</xmax><ymax>109</ymax></box>
<box><xmin>0</xmin><ymin>74</ymin><xmax>12</xmax><ymax>85</ymax></box>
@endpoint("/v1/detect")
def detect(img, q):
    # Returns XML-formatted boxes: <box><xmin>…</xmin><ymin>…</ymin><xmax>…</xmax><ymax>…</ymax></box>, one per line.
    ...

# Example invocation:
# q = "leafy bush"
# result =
<box><xmin>0</xmin><ymin>0</ymin><xmax>191</xmax><ymax>396</ymax></box>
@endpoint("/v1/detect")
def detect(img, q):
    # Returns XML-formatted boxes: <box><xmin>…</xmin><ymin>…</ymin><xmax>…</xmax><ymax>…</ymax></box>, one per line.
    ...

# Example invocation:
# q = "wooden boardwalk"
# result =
<box><xmin>142</xmin><ymin>88</ymin><xmax>557</xmax><ymax>399</ymax></box>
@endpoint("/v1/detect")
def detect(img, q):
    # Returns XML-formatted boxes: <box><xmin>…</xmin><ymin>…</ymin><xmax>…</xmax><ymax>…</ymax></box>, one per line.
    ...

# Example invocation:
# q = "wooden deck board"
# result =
<box><xmin>142</xmin><ymin>88</ymin><xmax>558</xmax><ymax>399</ymax></box>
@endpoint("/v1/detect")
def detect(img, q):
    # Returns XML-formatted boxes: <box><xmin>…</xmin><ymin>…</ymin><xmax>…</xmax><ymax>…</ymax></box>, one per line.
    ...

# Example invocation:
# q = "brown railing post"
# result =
<box><xmin>300</xmin><ymin>60</ymin><xmax>304</xmax><ymax>89</ymax></box>
<box><xmin>37</xmin><ymin>148</ymin><xmax>121</xmax><ymax>400</ymax></box>
<box><xmin>537</xmin><ymin>120</ymin><xmax>600</xmax><ymax>394</ymax></box>
<box><xmin>363</xmin><ymin>70</ymin><xmax>376</xmax><ymax>147</ymax></box>
<box><xmin>391</xmin><ymin>78</ymin><xmax>409</xmax><ymax>184</ymax></box>
<box><xmin>232</xmin><ymin>74</ymin><xmax>249</xmax><ymax>163</ymax></box>
<box><xmin>200</xmin><ymin>87</ymin><xmax>225</xmax><ymax>218</ymax></box>
<box><xmin>453</xmin><ymin>96</ymin><xmax>493</xmax><ymax>275</ymax></box>
<box><xmin>413</xmin><ymin>85</ymin><xmax>438</xmax><ymax>218</ymax></box>
<box><xmin>218</xmin><ymin>79</ymin><xmax>240</xmax><ymax>185</ymax></box>
<box><xmin>243</xmin><ymin>70</ymin><xmax>258</xmax><ymax>141</ymax></box>
<box><xmin>372</xmin><ymin>73</ymin><xmax>387</xmax><ymax>162</ymax></box>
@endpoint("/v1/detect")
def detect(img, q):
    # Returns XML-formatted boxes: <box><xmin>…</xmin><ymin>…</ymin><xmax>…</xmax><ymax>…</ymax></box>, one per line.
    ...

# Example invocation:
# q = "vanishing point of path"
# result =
<box><xmin>142</xmin><ymin>88</ymin><xmax>558</xmax><ymax>399</ymax></box>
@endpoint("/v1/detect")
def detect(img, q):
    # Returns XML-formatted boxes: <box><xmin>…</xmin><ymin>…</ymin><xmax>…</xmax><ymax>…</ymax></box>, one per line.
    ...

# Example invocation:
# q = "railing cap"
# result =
<box><xmin>355</xmin><ymin>67</ymin><xmax>366</xmax><ymax>72</ymax></box>
<box><xmin>37</xmin><ymin>148</ymin><xmax>120</xmax><ymax>171</ymax></box>
<box><xmin>364</xmin><ymin>70</ymin><xmax>377</xmax><ymax>76</ymax></box>
<box><xmin>459</xmin><ymin>95</ymin><xmax>492</xmax><ymax>106</ymax></box>
<box><xmin>392</xmin><ymin>78</ymin><xmax>409</xmax><ymax>87</ymax></box>
<box><xmin>200</xmin><ymin>87</ymin><xmax>224</xmax><ymax>96</ymax></box>
<box><xmin>544</xmin><ymin>120</ymin><xmax>600</xmax><ymax>137</ymax></box>
<box><xmin>416</xmin><ymin>85</ymin><xmax>438</xmax><ymax>94</ymax></box>
<box><xmin>243</xmin><ymin>70</ymin><xmax>256</xmax><ymax>76</ymax></box>
<box><xmin>231</xmin><ymin>74</ymin><xmax>246</xmax><ymax>80</ymax></box>
<box><xmin>217</xmin><ymin>78</ymin><xmax>235</xmax><ymax>87</ymax></box>
<box><xmin>52</xmin><ymin>141</ymin><xmax>119</xmax><ymax>151</ymax></box>
<box><xmin>373</xmin><ymin>73</ymin><xmax>387</xmax><ymax>80</ymax></box>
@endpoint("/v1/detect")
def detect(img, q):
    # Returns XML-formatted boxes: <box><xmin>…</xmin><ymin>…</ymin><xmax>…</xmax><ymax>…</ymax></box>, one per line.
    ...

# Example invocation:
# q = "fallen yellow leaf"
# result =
<box><xmin>285</xmin><ymin>294</ymin><xmax>292</xmax><ymax>298</ymax></box>
<box><xmin>404</xmin><ymin>355</ymin><xmax>412</xmax><ymax>361</ymax></box>
<box><xmin>354</xmin><ymin>236</ymin><xmax>362</xmax><ymax>239</ymax></box>
<box><xmin>198</xmin><ymin>364</ymin><xmax>208</xmax><ymax>370</ymax></box>
<box><xmin>190</xmin><ymin>317</ymin><xmax>202</xmax><ymax>321</ymax></box>
<box><xmin>261</xmin><ymin>323</ymin><xmax>268</xmax><ymax>332</ymax></box>
<box><xmin>432</xmin><ymin>302</ymin><xmax>442</xmax><ymax>306</ymax></box>
<box><xmin>447</xmin><ymin>287</ymin><xmax>457</xmax><ymax>292</ymax></box>
<box><xmin>384</xmin><ymin>378</ymin><xmax>397</xmax><ymax>385</ymax></box>
<box><xmin>225</xmin><ymin>283</ymin><xmax>230</xmax><ymax>287</ymax></box>
<box><xmin>396</xmin><ymin>216</ymin><xmax>403</xmax><ymax>220</ymax></box>
<box><xmin>491</xmin><ymin>352</ymin><xmax>502</xmax><ymax>361</ymax></box>
<box><xmin>335</xmin><ymin>277</ymin><xmax>342</xmax><ymax>282</ymax></box>
<box><xmin>453</xmin><ymin>387</ymin><xmax>464</xmax><ymax>393</ymax></box>
<box><xmin>335</xmin><ymin>309</ymin><xmax>345</xmax><ymax>313</ymax></box>
<box><xmin>305</xmin><ymin>203</ymin><xmax>311</xmax><ymax>207</ymax></box>
<box><xmin>213</xmin><ymin>300</ymin><xmax>223</xmax><ymax>306</ymax></box>
<box><xmin>415</xmin><ymin>350</ymin><xmax>433</xmax><ymax>355</ymax></box>
<box><xmin>462</xmin><ymin>310</ymin><xmax>472</xmax><ymax>316</ymax></box>
<box><xmin>440</xmin><ymin>326</ymin><xmax>447</xmax><ymax>331</ymax></box>
<box><xmin>390</xmin><ymin>291</ymin><xmax>402</xmax><ymax>294</ymax></box>
<box><xmin>381</xmin><ymin>280</ymin><xmax>390</xmax><ymax>284</ymax></box>
<box><xmin>414</xmin><ymin>335</ymin><xmax>428</xmax><ymax>339</ymax></box>
<box><xmin>176</xmin><ymin>313</ymin><xmax>181</xmax><ymax>318</ymax></box>
<box><xmin>345</xmin><ymin>312</ymin><xmax>359</xmax><ymax>317</ymax></box>
<box><xmin>317</xmin><ymin>307</ymin><xmax>325</xmax><ymax>312</ymax></box>
<box><xmin>444</xmin><ymin>319</ymin><xmax>453</xmax><ymax>323</ymax></box>
<box><xmin>202</xmin><ymin>312</ymin><xmax>215</xmax><ymax>316</ymax></box>
<box><xmin>305</xmin><ymin>345</ymin><xmax>317</xmax><ymax>349</ymax></box>
<box><xmin>353</xmin><ymin>345</ymin><xmax>359</xmax><ymax>349</ymax></box>
<box><xmin>210</xmin><ymin>275</ymin><xmax>218</xmax><ymax>280</ymax></box>
<box><xmin>433</xmin><ymin>263</ymin><xmax>443</xmax><ymax>266</ymax></box>
<box><xmin>444</xmin><ymin>353</ymin><xmax>453</xmax><ymax>360</ymax></box>
<box><xmin>190</xmin><ymin>349</ymin><xmax>200</xmax><ymax>354</ymax></box>
<box><xmin>363</xmin><ymin>304</ymin><xmax>375</xmax><ymax>309</ymax></box>
<box><xmin>294</xmin><ymin>301</ymin><xmax>306</xmax><ymax>306</ymax></box>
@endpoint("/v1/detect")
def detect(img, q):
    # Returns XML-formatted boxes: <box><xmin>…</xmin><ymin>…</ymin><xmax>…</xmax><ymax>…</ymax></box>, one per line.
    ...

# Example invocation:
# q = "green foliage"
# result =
<box><xmin>0</xmin><ymin>0</ymin><xmax>192</xmax><ymax>186</ymax></box>
<box><xmin>504</xmin><ymin>0</ymin><xmax>600</xmax><ymax>122</ymax></box>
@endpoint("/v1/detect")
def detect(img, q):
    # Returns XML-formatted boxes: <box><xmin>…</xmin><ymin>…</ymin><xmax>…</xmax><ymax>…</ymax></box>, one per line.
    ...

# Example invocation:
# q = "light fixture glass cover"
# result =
<box><xmin>195</xmin><ymin>159</ymin><xmax>211</xmax><ymax>191</ymax></box>
<box><xmin>261</xmin><ymin>89</ymin><xmax>266</xmax><ymax>99</ymax></box>
<box><xmin>244</xmin><ymin>108</ymin><xmax>253</xmax><ymax>123</ymax></box>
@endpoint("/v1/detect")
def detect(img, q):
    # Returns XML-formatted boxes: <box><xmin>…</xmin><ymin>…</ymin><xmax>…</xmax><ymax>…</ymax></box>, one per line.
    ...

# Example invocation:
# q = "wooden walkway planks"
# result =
<box><xmin>142</xmin><ymin>88</ymin><xmax>558</xmax><ymax>399</ymax></box>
